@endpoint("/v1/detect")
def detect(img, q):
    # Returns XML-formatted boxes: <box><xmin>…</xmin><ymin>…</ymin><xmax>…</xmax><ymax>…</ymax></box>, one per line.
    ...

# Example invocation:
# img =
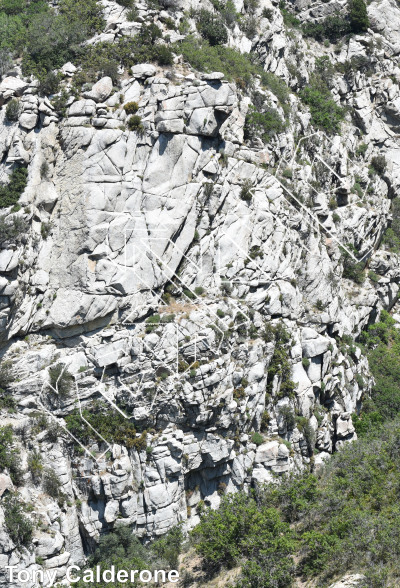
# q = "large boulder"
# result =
<box><xmin>83</xmin><ymin>77</ymin><xmax>113</xmax><ymax>103</ymax></box>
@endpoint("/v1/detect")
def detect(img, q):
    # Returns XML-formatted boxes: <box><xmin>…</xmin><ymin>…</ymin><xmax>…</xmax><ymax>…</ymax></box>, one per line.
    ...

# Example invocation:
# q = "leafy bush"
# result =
<box><xmin>251</xmin><ymin>432</ymin><xmax>264</xmax><ymax>446</ymax></box>
<box><xmin>340</xmin><ymin>246</ymin><xmax>365</xmax><ymax>284</ymax></box>
<box><xmin>195</xmin><ymin>9</ymin><xmax>228</xmax><ymax>46</ymax></box>
<box><xmin>302</xmin><ymin>14</ymin><xmax>350</xmax><ymax>42</ymax></box>
<box><xmin>74</xmin><ymin>525</ymin><xmax>183</xmax><ymax>587</ymax></box>
<box><xmin>370</xmin><ymin>155</ymin><xmax>386</xmax><ymax>177</ymax></box>
<box><xmin>124</xmin><ymin>101</ymin><xmax>139</xmax><ymax>115</ymax></box>
<box><xmin>281</xmin><ymin>7</ymin><xmax>300</xmax><ymax>28</ymax></box>
<box><xmin>174</xmin><ymin>37</ymin><xmax>290</xmax><ymax>105</ymax></box>
<box><xmin>0</xmin><ymin>166</ymin><xmax>28</xmax><ymax>208</ymax></box>
<box><xmin>42</xmin><ymin>467</ymin><xmax>63</xmax><ymax>499</ymax></box>
<box><xmin>357</xmin><ymin>311</ymin><xmax>400</xmax><ymax>436</ymax></box>
<box><xmin>127</xmin><ymin>114</ymin><xmax>144</xmax><ymax>133</ymax></box>
<box><xmin>278</xmin><ymin>405</ymin><xmax>296</xmax><ymax>430</ymax></box>
<box><xmin>192</xmin><ymin>417</ymin><xmax>400</xmax><ymax>585</ymax></box>
<box><xmin>0</xmin><ymin>424</ymin><xmax>23</xmax><ymax>485</ymax></box>
<box><xmin>349</xmin><ymin>0</ymin><xmax>369</xmax><ymax>33</ymax></box>
<box><xmin>382</xmin><ymin>198</ymin><xmax>400</xmax><ymax>253</ymax></box>
<box><xmin>5</xmin><ymin>98</ymin><xmax>19</xmax><ymax>121</ymax></box>
<box><xmin>21</xmin><ymin>0</ymin><xmax>104</xmax><ymax>78</ymax></box>
<box><xmin>65</xmin><ymin>402</ymin><xmax>147</xmax><ymax>451</ymax></box>
<box><xmin>192</xmin><ymin>492</ymin><xmax>295</xmax><ymax>583</ymax></box>
<box><xmin>244</xmin><ymin>105</ymin><xmax>286</xmax><ymax>142</ymax></box>
<box><xmin>27</xmin><ymin>449</ymin><xmax>43</xmax><ymax>482</ymax></box>
<box><xmin>48</xmin><ymin>364</ymin><xmax>74</xmax><ymax>398</ymax></box>
<box><xmin>240</xmin><ymin>179</ymin><xmax>253</xmax><ymax>202</ymax></box>
<box><xmin>265</xmin><ymin>322</ymin><xmax>296</xmax><ymax>399</ymax></box>
<box><xmin>300</xmin><ymin>76</ymin><xmax>345</xmax><ymax>134</ymax></box>
<box><xmin>38</xmin><ymin>71</ymin><xmax>60</xmax><ymax>96</ymax></box>
<box><xmin>3</xmin><ymin>493</ymin><xmax>33</xmax><ymax>548</ymax></box>
<box><xmin>0</xmin><ymin>214</ymin><xmax>28</xmax><ymax>244</ymax></box>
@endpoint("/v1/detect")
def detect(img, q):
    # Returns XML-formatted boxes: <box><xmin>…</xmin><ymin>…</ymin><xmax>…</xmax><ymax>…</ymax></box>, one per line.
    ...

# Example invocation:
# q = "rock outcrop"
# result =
<box><xmin>0</xmin><ymin>0</ymin><xmax>399</xmax><ymax>584</ymax></box>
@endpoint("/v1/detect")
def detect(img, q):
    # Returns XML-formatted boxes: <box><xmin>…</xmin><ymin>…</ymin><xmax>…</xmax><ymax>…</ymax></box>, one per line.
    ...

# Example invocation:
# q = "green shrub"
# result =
<box><xmin>195</xmin><ymin>9</ymin><xmax>228</xmax><ymax>46</ymax></box>
<box><xmin>38</xmin><ymin>71</ymin><xmax>60</xmax><ymax>96</ymax></box>
<box><xmin>368</xmin><ymin>270</ymin><xmax>380</xmax><ymax>283</ymax></box>
<box><xmin>0</xmin><ymin>214</ymin><xmax>28</xmax><ymax>244</ymax></box>
<box><xmin>278</xmin><ymin>405</ymin><xmax>296</xmax><ymax>430</ymax></box>
<box><xmin>356</xmin><ymin>142</ymin><xmax>368</xmax><ymax>157</ymax></box>
<box><xmin>27</xmin><ymin>449</ymin><xmax>43</xmax><ymax>482</ymax></box>
<box><xmin>191</xmin><ymin>421</ymin><xmax>400</xmax><ymax>584</ymax></box>
<box><xmin>357</xmin><ymin>311</ymin><xmax>400</xmax><ymax>434</ymax></box>
<box><xmin>349</xmin><ymin>0</ymin><xmax>369</xmax><ymax>33</ymax></box>
<box><xmin>340</xmin><ymin>246</ymin><xmax>365</xmax><ymax>284</ymax></box>
<box><xmin>21</xmin><ymin>0</ymin><xmax>104</xmax><ymax>77</ymax></box>
<box><xmin>65</xmin><ymin>402</ymin><xmax>147</xmax><ymax>451</ymax></box>
<box><xmin>302</xmin><ymin>357</ymin><xmax>310</xmax><ymax>368</ymax></box>
<box><xmin>124</xmin><ymin>101</ymin><xmax>139</xmax><ymax>114</ymax></box>
<box><xmin>251</xmin><ymin>432</ymin><xmax>264</xmax><ymax>446</ymax></box>
<box><xmin>0</xmin><ymin>166</ymin><xmax>28</xmax><ymax>209</ymax></box>
<box><xmin>0</xmin><ymin>425</ymin><xmax>23</xmax><ymax>485</ymax></box>
<box><xmin>244</xmin><ymin>106</ymin><xmax>286</xmax><ymax>142</ymax></box>
<box><xmin>3</xmin><ymin>493</ymin><xmax>33</xmax><ymax>548</ymax></box>
<box><xmin>370</xmin><ymin>155</ymin><xmax>386</xmax><ymax>177</ymax></box>
<box><xmin>127</xmin><ymin>114</ymin><xmax>144</xmax><ymax>133</ymax></box>
<box><xmin>302</xmin><ymin>14</ymin><xmax>350</xmax><ymax>42</ymax></box>
<box><xmin>42</xmin><ymin>467</ymin><xmax>62</xmax><ymax>499</ymax></box>
<box><xmin>382</xmin><ymin>198</ymin><xmax>400</xmax><ymax>253</ymax></box>
<box><xmin>280</xmin><ymin>7</ymin><xmax>300</xmax><ymax>28</ymax></box>
<box><xmin>5</xmin><ymin>98</ymin><xmax>19</xmax><ymax>121</ymax></box>
<box><xmin>192</xmin><ymin>492</ymin><xmax>295</xmax><ymax>580</ymax></box>
<box><xmin>265</xmin><ymin>323</ymin><xmax>296</xmax><ymax>399</ymax></box>
<box><xmin>76</xmin><ymin>525</ymin><xmax>183</xmax><ymax>587</ymax></box>
<box><xmin>174</xmin><ymin>37</ymin><xmax>290</xmax><ymax>104</ymax></box>
<box><xmin>48</xmin><ymin>364</ymin><xmax>74</xmax><ymax>398</ymax></box>
<box><xmin>240</xmin><ymin>179</ymin><xmax>253</xmax><ymax>202</ymax></box>
<box><xmin>300</xmin><ymin>76</ymin><xmax>345</xmax><ymax>134</ymax></box>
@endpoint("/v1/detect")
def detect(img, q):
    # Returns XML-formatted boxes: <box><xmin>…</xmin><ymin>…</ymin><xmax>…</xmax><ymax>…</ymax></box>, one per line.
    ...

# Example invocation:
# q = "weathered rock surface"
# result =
<box><xmin>0</xmin><ymin>0</ymin><xmax>399</xmax><ymax>584</ymax></box>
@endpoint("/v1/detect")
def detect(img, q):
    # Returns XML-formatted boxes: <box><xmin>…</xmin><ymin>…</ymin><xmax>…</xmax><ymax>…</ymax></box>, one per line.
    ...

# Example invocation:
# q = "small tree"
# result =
<box><xmin>3</xmin><ymin>494</ymin><xmax>33</xmax><ymax>548</ymax></box>
<box><xmin>48</xmin><ymin>364</ymin><xmax>74</xmax><ymax>398</ymax></box>
<box><xmin>196</xmin><ymin>9</ymin><xmax>228</xmax><ymax>46</ymax></box>
<box><xmin>5</xmin><ymin>99</ymin><xmax>19</xmax><ymax>122</ymax></box>
<box><xmin>349</xmin><ymin>0</ymin><xmax>369</xmax><ymax>33</ymax></box>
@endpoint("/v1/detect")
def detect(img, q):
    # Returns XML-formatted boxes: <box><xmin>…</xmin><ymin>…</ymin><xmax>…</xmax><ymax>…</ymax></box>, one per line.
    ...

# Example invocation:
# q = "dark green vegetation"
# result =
<box><xmin>48</xmin><ymin>364</ymin><xmax>74</xmax><ymax>398</ymax></box>
<box><xmin>244</xmin><ymin>106</ymin><xmax>286</xmax><ymax>141</ymax></box>
<box><xmin>174</xmin><ymin>36</ymin><xmax>289</xmax><ymax>103</ymax></box>
<box><xmin>0</xmin><ymin>424</ymin><xmax>23</xmax><ymax>485</ymax></box>
<box><xmin>340</xmin><ymin>245</ymin><xmax>365</xmax><ymax>284</ymax></box>
<box><xmin>301</xmin><ymin>0</ymin><xmax>369</xmax><ymax>41</ymax></box>
<box><xmin>0</xmin><ymin>0</ymin><xmax>104</xmax><ymax>79</ymax></box>
<box><xmin>300</xmin><ymin>76</ymin><xmax>345</xmax><ymax>134</ymax></box>
<box><xmin>2</xmin><ymin>493</ymin><xmax>33</xmax><ymax>548</ymax></box>
<box><xmin>192</xmin><ymin>420</ymin><xmax>400</xmax><ymax>586</ymax></box>
<box><xmin>0</xmin><ymin>167</ymin><xmax>28</xmax><ymax>209</ymax></box>
<box><xmin>355</xmin><ymin>310</ymin><xmax>400</xmax><ymax>436</ymax></box>
<box><xmin>0</xmin><ymin>213</ymin><xmax>28</xmax><ymax>245</ymax></box>
<box><xmin>264</xmin><ymin>322</ymin><xmax>297</xmax><ymax>400</ymax></box>
<box><xmin>382</xmin><ymin>198</ymin><xmax>400</xmax><ymax>252</ymax></box>
<box><xmin>0</xmin><ymin>1</ymin><xmax>173</xmax><ymax>91</ymax></box>
<box><xmin>74</xmin><ymin>526</ymin><xmax>182</xmax><ymax>588</ymax></box>
<box><xmin>195</xmin><ymin>9</ymin><xmax>228</xmax><ymax>46</ymax></box>
<box><xmin>65</xmin><ymin>401</ymin><xmax>147</xmax><ymax>451</ymax></box>
<box><xmin>0</xmin><ymin>360</ymin><xmax>15</xmax><ymax>411</ymax></box>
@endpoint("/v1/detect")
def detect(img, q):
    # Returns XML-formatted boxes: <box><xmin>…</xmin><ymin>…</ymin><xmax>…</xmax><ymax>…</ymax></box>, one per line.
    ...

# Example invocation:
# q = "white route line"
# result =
<box><xmin>37</xmin><ymin>374</ymin><xmax>111</xmax><ymax>463</ymax></box>
<box><xmin>274</xmin><ymin>131</ymin><xmax>378</xmax><ymax>261</ymax></box>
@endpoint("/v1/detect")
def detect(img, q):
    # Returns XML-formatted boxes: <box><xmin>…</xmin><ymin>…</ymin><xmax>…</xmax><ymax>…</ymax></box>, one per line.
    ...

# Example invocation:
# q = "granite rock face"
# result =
<box><xmin>0</xmin><ymin>0</ymin><xmax>399</xmax><ymax>583</ymax></box>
